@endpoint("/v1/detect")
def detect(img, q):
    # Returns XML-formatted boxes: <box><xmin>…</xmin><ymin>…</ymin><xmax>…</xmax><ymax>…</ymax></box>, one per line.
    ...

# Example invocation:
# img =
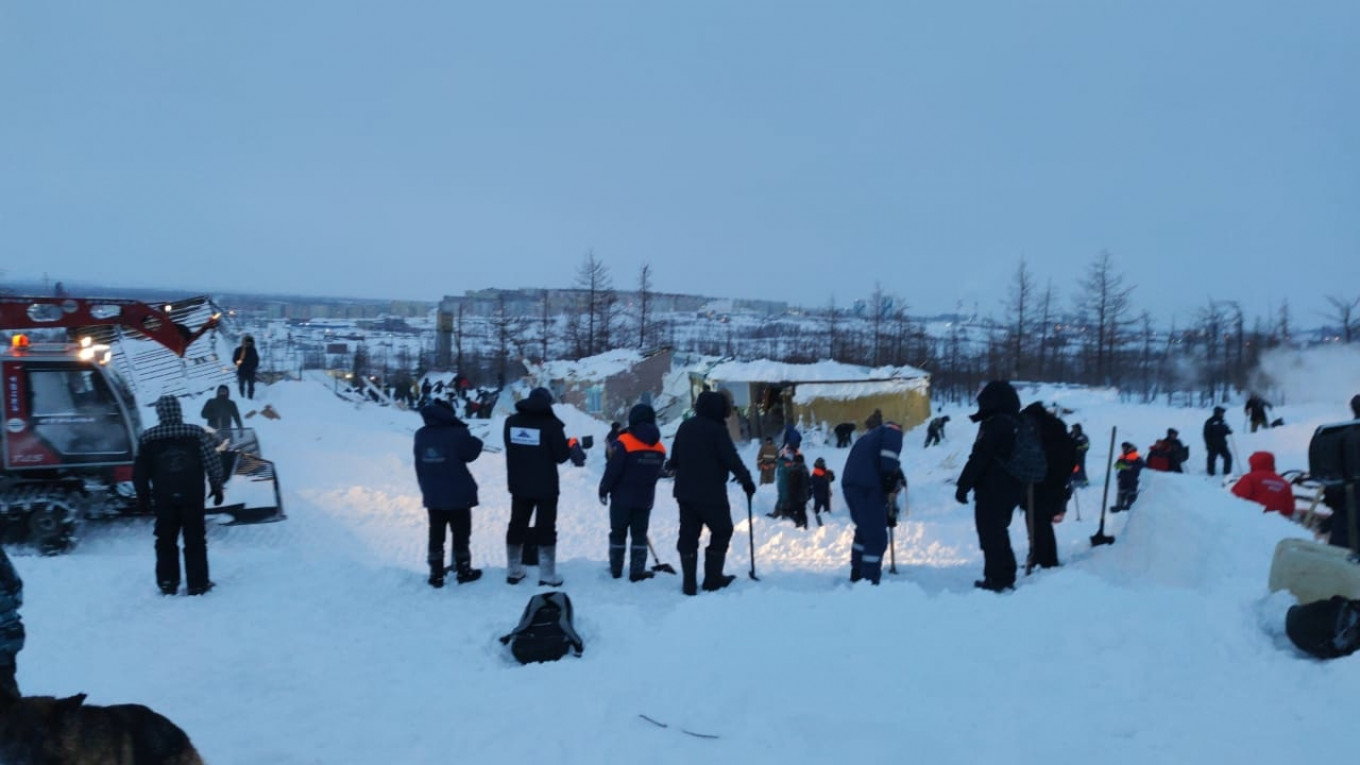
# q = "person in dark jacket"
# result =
<box><xmin>923</xmin><ymin>415</ymin><xmax>949</xmax><ymax>448</ymax></box>
<box><xmin>1203</xmin><ymin>406</ymin><xmax>1233</xmax><ymax>476</ymax></box>
<box><xmin>604</xmin><ymin>422</ymin><xmax>623</xmax><ymax>461</ymax></box>
<box><xmin>503</xmin><ymin>387</ymin><xmax>572</xmax><ymax>586</ymax></box>
<box><xmin>414</xmin><ymin>398</ymin><xmax>484</xmax><ymax>588</ymax></box>
<box><xmin>954</xmin><ymin>380</ymin><xmax>1024</xmax><ymax>592</ymax></box>
<box><xmin>833</xmin><ymin>422</ymin><xmax>856</xmax><ymax>448</ymax></box>
<box><xmin>1021</xmin><ymin>402</ymin><xmax>1075</xmax><ymax>569</ymax></box>
<box><xmin>782</xmin><ymin>423</ymin><xmax>803</xmax><ymax>453</ymax></box>
<box><xmin>232</xmin><ymin>335</ymin><xmax>260</xmax><ymax>400</ymax></box>
<box><xmin>1322</xmin><ymin>394</ymin><xmax>1360</xmax><ymax>550</ymax></box>
<box><xmin>200</xmin><ymin>385</ymin><xmax>243</xmax><ymax>432</ymax></box>
<box><xmin>810</xmin><ymin>457</ymin><xmax>835</xmax><ymax>526</ymax></box>
<box><xmin>134</xmin><ymin>395</ymin><xmax>226</xmax><ymax>596</ymax></box>
<box><xmin>1111</xmin><ymin>442</ymin><xmax>1144</xmax><ymax>511</ymax></box>
<box><xmin>842</xmin><ymin>421</ymin><xmax>904</xmax><ymax>584</ymax></box>
<box><xmin>1163</xmin><ymin>428</ymin><xmax>1187</xmax><ymax>473</ymax></box>
<box><xmin>599</xmin><ymin>404</ymin><xmax>667</xmax><ymax>581</ymax></box>
<box><xmin>1245</xmin><ymin>394</ymin><xmax>1273</xmax><ymax>433</ymax></box>
<box><xmin>667</xmin><ymin>390</ymin><xmax>756</xmax><ymax>595</ymax></box>
<box><xmin>787</xmin><ymin>453</ymin><xmax>811</xmax><ymax>529</ymax></box>
<box><xmin>0</xmin><ymin>546</ymin><xmax>22</xmax><ymax>699</ymax></box>
<box><xmin>1070</xmin><ymin>423</ymin><xmax>1090</xmax><ymax>487</ymax></box>
<box><xmin>865</xmin><ymin>409</ymin><xmax>884</xmax><ymax>430</ymax></box>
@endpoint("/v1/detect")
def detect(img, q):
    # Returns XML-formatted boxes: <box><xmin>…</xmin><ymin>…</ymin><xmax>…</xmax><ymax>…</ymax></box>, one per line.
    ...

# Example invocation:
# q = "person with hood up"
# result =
<box><xmin>1204</xmin><ymin>406</ymin><xmax>1233</xmax><ymax>476</ymax></box>
<box><xmin>1021</xmin><ymin>401</ymin><xmax>1076</xmax><ymax>569</ymax></box>
<box><xmin>134</xmin><ymin>395</ymin><xmax>226</xmax><ymax>596</ymax></box>
<box><xmin>232</xmin><ymin>335</ymin><xmax>260</xmax><ymax>400</ymax></box>
<box><xmin>1230</xmin><ymin>451</ymin><xmax>1294</xmax><ymax>516</ymax></box>
<box><xmin>0</xmin><ymin>546</ymin><xmax>22</xmax><ymax>699</ymax></box>
<box><xmin>842</xmin><ymin>420</ymin><xmax>905</xmax><ymax>584</ymax></box>
<box><xmin>667</xmin><ymin>390</ymin><xmax>756</xmax><ymax>596</ymax></box>
<box><xmin>200</xmin><ymin>385</ymin><xmax>243</xmax><ymax>432</ymax></box>
<box><xmin>598</xmin><ymin>404</ymin><xmax>667</xmax><ymax>581</ymax></box>
<box><xmin>954</xmin><ymin>380</ymin><xmax>1024</xmax><ymax>592</ymax></box>
<box><xmin>414</xmin><ymin>398</ymin><xmax>484</xmax><ymax>588</ymax></box>
<box><xmin>503</xmin><ymin>387</ymin><xmax>572</xmax><ymax>586</ymax></box>
<box><xmin>810</xmin><ymin>456</ymin><xmax>835</xmax><ymax>525</ymax></box>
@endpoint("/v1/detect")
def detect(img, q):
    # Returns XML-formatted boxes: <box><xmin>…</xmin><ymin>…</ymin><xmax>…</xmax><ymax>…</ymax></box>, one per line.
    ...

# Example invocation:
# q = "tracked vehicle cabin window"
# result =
<box><xmin>29</xmin><ymin>369</ymin><xmax>133</xmax><ymax>458</ymax></box>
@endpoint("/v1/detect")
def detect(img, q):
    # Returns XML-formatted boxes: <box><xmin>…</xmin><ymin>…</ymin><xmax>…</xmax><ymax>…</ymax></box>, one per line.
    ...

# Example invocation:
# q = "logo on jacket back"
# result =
<box><xmin>510</xmin><ymin>428</ymin><xmax>541</xmax><ymax>446</ymax></box>
<box><xmin>420</xmin><ymin>446</ymin><xmax>445</xmax><ymax>464</ymax></box>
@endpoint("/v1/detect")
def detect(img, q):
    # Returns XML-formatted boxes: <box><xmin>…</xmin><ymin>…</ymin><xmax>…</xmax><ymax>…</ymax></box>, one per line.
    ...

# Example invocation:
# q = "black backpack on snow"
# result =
<box><xmin>499</xmin><ymin>592</ymin><xmax>584</xmax><ymax>664</ymax></box>
<box><xmin>999</xmin><ymin>413</ymin><xmax>1048</xmax><ymax>485</ymax></box>
<box><xmin>1286</xmin><ymin>595</ymin><xmax>1360</xmax><ymax>660</ymax></box>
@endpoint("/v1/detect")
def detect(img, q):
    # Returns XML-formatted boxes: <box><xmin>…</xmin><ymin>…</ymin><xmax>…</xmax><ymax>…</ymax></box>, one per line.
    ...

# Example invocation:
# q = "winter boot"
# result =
<box><xmin>815</xmin><ymin>513</ymin><xmax>824</xmax><ymax>528</ymax></box>
<box><xmin>428</xmin><ymin>562</ymin><xmax>446</xmax><ymax>589</ymax></box>
<box><xmin>701</xmin><ymin>550</ymin><xmax>736</xmax><ymax>592</ymax></box>
<box><xmin>609</xmin><ymin>545</ymin><xmax>626</xmax><ymax>579</ymax></box>
<box><xmin>506</xmin><ymin>544</ymin><xmax>527</xmax><ymax>585</ymax></box>
<box><xmin>455</xmin><ymin>559</ymin><xmax>482</xmax><ymax>584</ymax></box>
<box><xmin>538</xmin><ymin>545</ymin><xmax>564</xmax><ymax>587</ymax></box>
<box><xmin>629</xmin><ymin>544</ymin><xmax>654</xmax><ymax>582</ymax></box>
<box><xmin>680</xmin><ymin>553</ymin><xmax>699</xmax><ymax>596</ymax></box>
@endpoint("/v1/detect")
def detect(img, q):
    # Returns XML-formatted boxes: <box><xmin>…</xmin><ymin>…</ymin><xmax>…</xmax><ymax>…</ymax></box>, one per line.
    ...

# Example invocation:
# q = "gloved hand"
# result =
<box><xmin>954</xmin><ymin>486</ymin><xmax>969</xmax><ymax>505</ymax></box>
<box><xmin>210</xmin><ymin>487</ymin><xmax>224</xmax><ymax>506</ymax></box>
<box><xmin>741</xmin><ymin>479</ymin><xmax>756</xmax><ymax>498</ymax></box>
<box><xmin>599</xmin><ymin>494</ymin><xmax>609</xmax><ymax>506</ymax></box>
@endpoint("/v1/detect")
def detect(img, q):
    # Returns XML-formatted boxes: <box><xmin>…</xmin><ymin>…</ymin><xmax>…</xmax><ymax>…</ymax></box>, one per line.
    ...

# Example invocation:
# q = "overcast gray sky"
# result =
<box><xmin>2</xmin><ymin>1</ymin><xmax>1355</xmax><ymax>323</ymax></box>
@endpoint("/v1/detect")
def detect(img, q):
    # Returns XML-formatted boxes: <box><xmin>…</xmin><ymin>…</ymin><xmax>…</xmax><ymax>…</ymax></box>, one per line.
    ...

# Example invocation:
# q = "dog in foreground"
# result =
<box><xmin>0</xmin><ymin>693</ymin><xmax>204</xmax><ymax>764</ymax></box>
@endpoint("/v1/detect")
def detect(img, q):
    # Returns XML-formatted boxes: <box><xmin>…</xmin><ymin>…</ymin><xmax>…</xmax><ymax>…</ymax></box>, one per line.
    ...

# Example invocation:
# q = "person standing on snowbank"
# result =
<box><xmin>503</xmin><ymin>388</ymin><xmax>572</xmax><ymax>587</ymax></box>
<box><xmin>667</xmin><ymin>391</ymin><xmax>755</xmax><ymax>596</ymax></box>
<box><xmin>1070</xmin><ymin>423</ymin><xmax>1090</xmax><ymax>487</ymax></box>
<box><xmin>414</xmin><ymin>398</ymin><xmax>484</xmax><ymax>588</ymax></box>
<box><xmin>954</xmin><ymin>381</ymin><xmax>1024</xmax><ymax>592</ymax></box>
<box><xmin>232</xmin><ymin>335</ymin><xmax>260</xmax><ymax>400</ymax></box>
<box><xmin>842</xmin><ymin>421</ymin><xmax>905</xmax><ymax>584</ymax></box>
<box><xmin>134</xmin><ymin>395</ymin><xmax>225</xmax><ymax>597</ymax></box>
<box><xmin>1203</xmin><ymin>406</ymin><xmax>1233</xmax><ymax>476</ymax></box>
<box><xmin>599</xmin><ymin>404</ymin><xmax>667</xmax><ymax>582</ymax></box>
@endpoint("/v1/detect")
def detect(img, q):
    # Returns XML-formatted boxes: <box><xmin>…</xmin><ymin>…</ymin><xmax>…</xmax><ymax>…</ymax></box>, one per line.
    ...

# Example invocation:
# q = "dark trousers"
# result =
<box><xmin>237</xmin><ymin>371</ymin><xmax>256</xmax><ymax>399</ymax></box>
<box><xmin>813</xmin><ymin>497</ymin><xmax>830</xmax><ymax>515</ymax></box>
<box><xmin>154</xmin><ymin>499</ymin><xmax>209</xmax><ymax>590</ymax></box>
<box><xmin>924</xmin><ymin>431</ymin><xmax>941</xmax><ymax>448</ymax></box>
<box><xmin>1116</xmin><ymin>488</ymin><xmax>1139</xmax><ymax>510</ymax></box>
<box><xmin>427</xmin><ymin>508</ymin><xmax>472</xmax><ymax>567</ymax></box>
<box><xmin>610</xmin><ymin>505</ymin><xmax>652</xmax><ymax>573</ymax></box>
<box><xmin>676</xmin><ymin>502</ymin><xmax>733</xmax><ymax>559</ymax></box>
<box><xmin>845</xmin><ymin>485</ymin><xmax>888</xmax><ymax>584</ymax></box>
<box><xmin>506</xmin><ymin>495</ymin><xmax>558</xmax><ymax>546</ymax></box>
<box><xmin>1073</xmin><ymin>456</ymin><xmax>1088</xmax><ymax>485</ymax></box>
<box><xmin>1206</xmin><ymin>445</ymin><xmax>1232</xmax><ymax>476</ymax></box>
<box><xmin>0</xmin><ymin>655</ymin><xmax>17</xmax><ymax>700</ymax></box>
<box><xmin>975</xmin><ymin>500</ymin><xmax>1018</xmax><ymax>588</ymax></box>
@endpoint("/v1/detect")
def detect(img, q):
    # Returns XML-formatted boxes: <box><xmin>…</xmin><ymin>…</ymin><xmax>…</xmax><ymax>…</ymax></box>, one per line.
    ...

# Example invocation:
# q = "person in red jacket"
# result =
<box><xmin>1231</xmin><ymin>451</ymin><xmax>1295</xmax><ymax>516</ymax></box>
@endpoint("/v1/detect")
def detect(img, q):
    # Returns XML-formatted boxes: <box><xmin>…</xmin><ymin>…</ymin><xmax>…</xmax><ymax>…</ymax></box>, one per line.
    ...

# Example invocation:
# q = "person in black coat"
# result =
<box><xmin>1070</xmin><ymin>423</ymin><xmax>1090</xmax><ymax>487</ymax></box>
<box><xmin>833</xmin><ymin>422</ymin><xmax>856</xmax><ymax>448</ymax></box>
<box><xmin>1203</xmin><ymin>406</ymin><xmax>1233</xmax><ymax>476</ymax></box>
<box><xmin>667</xmin><ymin>390</ymin><xmax>755</xmax><ymax>595</ymax></box>
<box><xmin>0</xmin><ymin>546</ymin><xmax>22</xmax><ymax>699</ymax></box>
<box><xmin>1021</xmin><ymin>402</ymin><xmax>1076</xmax><ymax>569</ymax></box>
<box><xmin>232</xmin><ymin>335</ymin><xmax>260</xmax><ymax>400</ymax></box>
<box><xmin>599</xmin><ymin>404</ymin><xmax>667</xmax><ymax>581</ymax></box>
<box><xmin>955</xmin><ymin>380</ymin><xmax>1024</xmax><ymax>592</ymax></box>
<box><xmin>1245</xmin><ymin>394</ymin><xmax>1273</xmax><ymax>433</ymax></box>
<box><xmin>503</xmin><ymin>387</ymin><xmax>572</xmax><ymax>586</ymax></box>
<box><xmin>810</xmin><ymin>457</ymin><xmax>835</xmax><ymax>526</ymax></box>
<box><xmin>1163</xmin><ymin>428</ymin><xmax>1187</xmax><ymax>473</ymax></box>
<box><xmin>1322</xmin><ymin>394</ymin><xmax>1360</xmax><ymax>550</ymax></box>
<box><xmin>414</xmin><ymin>398</ymin><xmax>484</xmax><ymax>587</ymax></box>
<box><xmin>200</xmin><ymin>385</ymin><xmax>243</xmax><ymax>432</ymax></box>
<box><xmin>134</xmin><ymin>395</ymin><xmax>226</xmax><ymax>596</ymax></box>
<box><xmin>786</xmin><ymin>453</ymin><xmax>811</xmax><ymax>529</ymax></box>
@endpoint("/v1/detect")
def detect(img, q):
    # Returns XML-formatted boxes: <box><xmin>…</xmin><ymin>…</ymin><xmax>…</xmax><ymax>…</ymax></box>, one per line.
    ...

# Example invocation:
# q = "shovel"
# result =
<box><xmin>645</xmin><ymin>536</ymin><xmax>677</xmax><ymax>575</ymax></box>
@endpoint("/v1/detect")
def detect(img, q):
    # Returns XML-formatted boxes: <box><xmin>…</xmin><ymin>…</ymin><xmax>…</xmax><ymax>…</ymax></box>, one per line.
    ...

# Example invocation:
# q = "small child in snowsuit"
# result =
<box><xmin>1112</xmin><ymin>442</ymin><xmax>1144</xmax><ymax>512</ymax></box>
<box><xmin>787</xmin><ymin>453</ymin><xmax>811</xmax><ymax>529</ymax></box>
<box><xmin>810</xmin><ymin>457</ymin><xmax>835</xmax><ymax>526</ymax></box>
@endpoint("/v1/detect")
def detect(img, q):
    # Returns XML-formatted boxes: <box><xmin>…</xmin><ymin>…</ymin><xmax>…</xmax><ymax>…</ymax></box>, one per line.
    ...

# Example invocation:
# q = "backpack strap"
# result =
<box><xmin>549</xmin><ymin>592</ymin><xmax>585</xmax><ymax>655</ymax></box>
<box><xmin>499</xmin><ymin>594</ymin><xmax>547</xmax><ymax>645</ymax></box>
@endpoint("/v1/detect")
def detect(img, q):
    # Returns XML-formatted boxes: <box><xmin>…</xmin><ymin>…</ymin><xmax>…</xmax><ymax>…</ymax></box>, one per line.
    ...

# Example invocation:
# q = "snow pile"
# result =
<box><xmin>9</xmin><ymin>376</ymin><xmax>1358</xmax><ymax>764</ymax></box>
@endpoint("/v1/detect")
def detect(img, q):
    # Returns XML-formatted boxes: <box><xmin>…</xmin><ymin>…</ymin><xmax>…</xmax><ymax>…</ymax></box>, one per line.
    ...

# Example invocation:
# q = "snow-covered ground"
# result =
<box><xmin>10</xmin><ymin>366</ymin><xmax>1360</xmax><ymax>764</ymax></box>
